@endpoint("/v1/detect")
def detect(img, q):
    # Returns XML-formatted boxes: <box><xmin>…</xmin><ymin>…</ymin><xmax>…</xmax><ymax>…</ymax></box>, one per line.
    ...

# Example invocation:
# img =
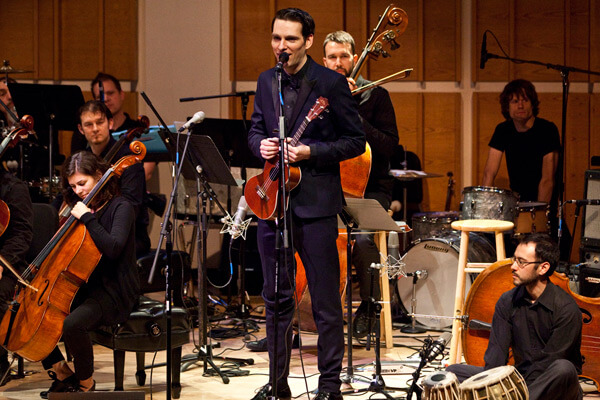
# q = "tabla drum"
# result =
<box><xmin>462</xmin><ymin>186</ymin><xmax>519</xmax><ymax>222</ymax></box>
<box><xmin>411</xmin><ymin>211</ymin><xmax>460</xmax><ymax>242</ymax></box>
<box><xmin>398</xmin><ymin>232</ymin><xmax>496</xmax><ymax>329</ymax></box>
<box><xmin>459</xmin><ymin>365</ymin><xmax>529</xmax><ymax>400</ymax></box>
<box><xmin>423</xmin><ymin>370</ymin><xmax>460</xmax><ymax>400</ymax></box>
<box><xmin>514</xmin><ymin>202</ymin><xmax>549</xmax><ymax>235</ymax></box>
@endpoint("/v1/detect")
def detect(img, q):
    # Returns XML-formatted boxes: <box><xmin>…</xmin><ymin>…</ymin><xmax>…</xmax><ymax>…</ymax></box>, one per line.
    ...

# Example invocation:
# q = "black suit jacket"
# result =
<box><xmin>248</xmin><ymin>57</ymin><xmax>365</xmax><ymax>218</ymax></box>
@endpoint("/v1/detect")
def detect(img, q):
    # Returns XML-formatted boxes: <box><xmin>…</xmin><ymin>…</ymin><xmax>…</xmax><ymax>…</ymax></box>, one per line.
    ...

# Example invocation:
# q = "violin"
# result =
<box><xmin>0</xmin><ymin>141</ymin><xmax>146</xmax><ymax>362</ymax></box>
<box><xmin>0</xmin><ymin>115</ymin><xmax>34</xmax><ymax>161</ymax></box>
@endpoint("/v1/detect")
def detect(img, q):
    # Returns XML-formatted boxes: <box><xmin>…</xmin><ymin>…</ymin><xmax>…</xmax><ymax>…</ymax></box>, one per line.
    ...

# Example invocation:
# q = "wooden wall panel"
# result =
<box><xmin>60</xmin><ymin>0</ymin><xmax>102</xmax><ymax>79</ymax></box>
<box><xmin>37</xmin><ymin>0</ymin><xmax>57</xmax><ymax>79</ymax></box>
<box><xmin>422</xmin><ymin>93</ymin><xmax>461</xmax><ymax>211</ymax></box>
<box><xmin>567</xmin><ymin>0</ymin><xmax>591</xmax><ymax>82</ymax></box>
<box><xmin>103</xmin><ymin>0</ymin><xmax>137</xmax><ymax>80</ymax></box>
<box><xmin>423</xmin><ymin>0</ymin><xmax>460</xmax><ymax>81</ymax></box>
<box><xmin>592</xmin><ymin>95</ymin><xmax>600</xmax><ymax>158</ymax></box>
<box><xmin>389</xmin><ymin>93</ymin><xmax>420</xmax><ymax>153</ymax></box>
<box><xmin>233</xmin><ymin>0</ymin><xmax>272</xmax><ymax>81</ymax></box>
<box><xmin>514</xmin><ymin>1</ymin><xmax>565</xmax><ymax>81</ymax></box>
<box><xmin>0</xmin><ymin>0</ymin><xmax>36</xmax><ymax>80</ymax></box>
<box><xmin>592</xmin><ymin>0</ymin><xmax>600</xmax><ymax>82</ymax></box>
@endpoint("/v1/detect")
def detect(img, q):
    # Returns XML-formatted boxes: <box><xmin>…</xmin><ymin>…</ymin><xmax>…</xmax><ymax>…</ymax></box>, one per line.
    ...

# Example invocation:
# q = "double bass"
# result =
<box><xmin>0</xmin><ymin>141</ymin><xmax>146</xmax><ymax>362</ymax></box>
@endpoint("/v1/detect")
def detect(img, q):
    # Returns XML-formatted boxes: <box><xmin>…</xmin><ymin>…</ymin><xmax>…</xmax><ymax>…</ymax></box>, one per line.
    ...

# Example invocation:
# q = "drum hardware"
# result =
<box><xmin>398</xmin><ymin>232</ymin><xmax>496</xmax><ymax>330</ymax></box>
<box><xmin>401</xmin><ymin>269</ymin><xmax>428</xmax><ymax>334</ymax></box>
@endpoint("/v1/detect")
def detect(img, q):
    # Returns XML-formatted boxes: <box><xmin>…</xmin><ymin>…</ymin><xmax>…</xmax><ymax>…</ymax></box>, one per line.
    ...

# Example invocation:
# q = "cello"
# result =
<box><xmin>462</xmin><ymin>258</ymin><xmax>600</xmax><ymax>387</ymax></box>
<box><xmin>0</xmin><ymin>141</ymin><xmax>146</xmax><ymax>362</ymax></box>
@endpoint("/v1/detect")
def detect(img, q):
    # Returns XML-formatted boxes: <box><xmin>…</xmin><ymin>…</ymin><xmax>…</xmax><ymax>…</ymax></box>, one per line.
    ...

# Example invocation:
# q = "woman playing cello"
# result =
<box><xmin>40</xmin><ymin>151</ymin><xmax>139</xmax><ymax>396</ymax></box>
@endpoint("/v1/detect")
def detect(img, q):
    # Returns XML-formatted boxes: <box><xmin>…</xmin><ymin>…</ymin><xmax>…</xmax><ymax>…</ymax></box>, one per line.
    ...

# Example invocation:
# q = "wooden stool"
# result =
<box><xmin>375</xmin><ymin>231</ymin><xmax>394</xmax><ymax>349</ymax></box>
<box><xmin>448</xmin><ymin>219</ymin><xmax>514</xmax><ymax>364</ymax></box>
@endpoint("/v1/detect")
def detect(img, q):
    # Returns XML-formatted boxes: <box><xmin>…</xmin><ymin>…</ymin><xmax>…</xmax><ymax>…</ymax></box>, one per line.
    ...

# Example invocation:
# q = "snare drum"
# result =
<box><xmin>411</xmin><ymin>211</ymin><xmax>460</xmax><ymax>242</ymax></box>
<box><xmin>462</xmin><ymin>186</ymin><xmax>519</xmax><ymax>222</ymax></box>
<box><xmin>459</xmin><ymin>365</ymin><xmax>529</xmax><ymax>400</ymax></box>
<box><xmin>423</xmin><ymin>370</ymin><xmax>459</xmax><ymax>400</ymax></box>
<box><xmin>398</xmin><ymin>232</ymin><xmax>496</xmax><ymax>329</ymax></box>
<box><xmin>514</xmin><ymin>202</ymin><xmax>549</xmax><ymax>235</ymax></box>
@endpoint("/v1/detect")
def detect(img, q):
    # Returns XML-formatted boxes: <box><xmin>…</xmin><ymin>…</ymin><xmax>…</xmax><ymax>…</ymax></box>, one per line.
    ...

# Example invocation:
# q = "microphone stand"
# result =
<box><xmin>179</xmin><ymin>90</ymin><xmax>255</xmax><ymax>321</ymax></box>
<box><xmin>270</xmin><ymin>60</ymin><xmax>291</xmax><ymax>400</ymax></box>
<box><xmin>483</xmin><ymin>48</ymin><xmax>600</xmax><ymax>254</ymax></box>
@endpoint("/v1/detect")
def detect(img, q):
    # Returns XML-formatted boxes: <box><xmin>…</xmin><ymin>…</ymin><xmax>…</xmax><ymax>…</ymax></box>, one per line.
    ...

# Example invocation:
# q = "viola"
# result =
<box><xmin>0</xmin><ymin>200</ymin><xmax>8</xmax><ymax>237</ymax></box>
<box><xmin>245</xmin><ymin>97</ymin><xmax>329</xmax><ymax>220</ymax></box>
<box><xmin>0</xmin><ymin>141</ymin><xmax>146</xmax><ymax>362</ymax></box>
<box><xmin>462</xmin><ymin>259</ymin><xmax>600</xmax><ymax>387</ymax></box>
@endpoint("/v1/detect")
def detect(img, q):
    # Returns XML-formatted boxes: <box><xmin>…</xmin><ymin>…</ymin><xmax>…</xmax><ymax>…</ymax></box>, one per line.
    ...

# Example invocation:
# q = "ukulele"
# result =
<box><xmin>245</xmin><ymin>97</ymin><xmax>329</xmax><ymax>220</ymax></box>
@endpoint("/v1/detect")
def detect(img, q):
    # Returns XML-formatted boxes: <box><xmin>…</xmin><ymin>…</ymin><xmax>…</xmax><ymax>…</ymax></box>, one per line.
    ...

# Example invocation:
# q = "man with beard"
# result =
<box><xmin>323</xmin><ymin>30</ymin><xmax>399</xmax><ymax>338</ymax></box>
<box><xmin>446</xmin><ymin>233</ymin><xmax>583</xmax><ymax>400</ymax></box>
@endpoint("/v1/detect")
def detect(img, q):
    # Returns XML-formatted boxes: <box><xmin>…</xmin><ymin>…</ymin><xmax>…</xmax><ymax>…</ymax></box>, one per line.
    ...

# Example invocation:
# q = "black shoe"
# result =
<box><xmin>40</xmin><ymin>372</ymin><xmax>78</xmax><ymax>399</ymax></box>
<box><xmin>314</xmin><ymin>391</ymin><xmax>343</xmax><ymax>400</ymax></box>
<box><xmin>353</xmin><ymin>301</ymin><xmax>374</xmax><ymax>338</ymax></box>
<box><xmin>247</xmin><ymin>337</ymin><xmax>268</xmax><ymax>352</ymax></box>
<box><xmin>250</xmin><ymin>383</ymin><xmax>291</xmax><ymax>400</ymax></box>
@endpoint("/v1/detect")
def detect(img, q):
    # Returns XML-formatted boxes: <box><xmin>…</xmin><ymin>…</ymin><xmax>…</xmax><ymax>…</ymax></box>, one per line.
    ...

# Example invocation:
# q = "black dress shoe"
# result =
<box><xmin>314</xmin><ymin>391</ymin><xmax>343</xmax><ymax>400</ymax></box>
<box><xmin>353</xmin><ymin>300</ymin><xmax>374</xmax><ymax>338</ymax></box>
<box><xmin>40</xmin><ymin>372</ymin><xmax>79</xmax><ymax>399</ymax></box>
<box><xmin>247</xmin><ymin>337</ymin><xmax>268</xmax><ymax>352</ymax></box>
<box><xmin>250</xmin><ymin>383</ymin><xmax>291</xmax><ymax>400</ymax></box>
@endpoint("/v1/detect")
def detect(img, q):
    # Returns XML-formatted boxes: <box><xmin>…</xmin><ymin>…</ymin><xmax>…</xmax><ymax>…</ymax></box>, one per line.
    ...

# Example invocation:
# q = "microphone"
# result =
<box><xmin>99</xmin><ymin>80</ymin><xmax>105</xmax><ymax>102</ymax></box>
<box><xmin>387</xmin><ymin>231</ymin><xmax>400</xmax><ymax>264</ymax></box>
<box><xmin>479</xmin><ymin>32</ymin><xmax>488</xmax><ymax>69</ymax></box>
<box><xmin>276</xmin><ymin>52</ymin><xmax>290</xmax><ymax>71</ymax></box>
<box><xmin>426</xmin><ymin>332</ymin><xmax>452</xmax><ymax>362</ymax></box>
<box><xmin>231</xmin><ymin>196</ymin><xmax>249</xmax><ymax>239</ymax></box>
<box><xmin>178</xmin><ymin>111</ymin><xmax>206</xmax><ymax>132</ymax></box>
<box><xmin>221</xmin><ymin>196</ymin><xmax>252</xmax><ymax>240</ymax></box>
<box><xmin>565</xmin><ymin>199</ymin><xmax>600</xmax><ymax>206</ymax></box>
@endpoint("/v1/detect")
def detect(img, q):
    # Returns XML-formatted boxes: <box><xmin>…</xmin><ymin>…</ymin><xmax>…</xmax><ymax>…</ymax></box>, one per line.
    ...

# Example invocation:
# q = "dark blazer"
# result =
<box><xmin>248</xmin><ymin>56</ymin><xmax>365</xmax><ymax>219</ymax></box>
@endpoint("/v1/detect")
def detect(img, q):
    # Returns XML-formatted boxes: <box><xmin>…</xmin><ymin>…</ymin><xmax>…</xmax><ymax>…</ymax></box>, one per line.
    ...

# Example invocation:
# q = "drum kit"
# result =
<box><xmin>422</xmin><ymin>366</ymin><xmax>529</xmax><ymax>400</ymax></box>
<box><xmin>390</xmin><ymin>174</ymin><xmax>550</xmax><ymax>331</ymax></box>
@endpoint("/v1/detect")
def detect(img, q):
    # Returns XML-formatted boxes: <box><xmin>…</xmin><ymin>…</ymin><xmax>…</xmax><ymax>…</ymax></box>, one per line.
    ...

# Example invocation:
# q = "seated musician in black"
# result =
<box><xmin>74</xmin><ymin>100</ymin><xmax>150</xmax><ymax>257</ymax></box>
<box><xmin>41</xmin><ymin>151</ymin><xmax>138</xmax><ymax>395</ymax></box>
<box><xmin>0</xmin><ymin>170</ymin><xmax>33</xmax><ymax>385</ymax></box>
<box><xmin>446</xmin><ymin>233</ymin><xmax>582</xmax><ymax>400</ymax></box>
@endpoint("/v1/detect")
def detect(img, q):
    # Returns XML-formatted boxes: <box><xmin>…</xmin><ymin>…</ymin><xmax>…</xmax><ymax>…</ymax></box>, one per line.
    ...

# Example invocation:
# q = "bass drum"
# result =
<box><xmin>398</xmin><ymin>232</ymin><xmax>496</xmax><ymax>330</ymax></box>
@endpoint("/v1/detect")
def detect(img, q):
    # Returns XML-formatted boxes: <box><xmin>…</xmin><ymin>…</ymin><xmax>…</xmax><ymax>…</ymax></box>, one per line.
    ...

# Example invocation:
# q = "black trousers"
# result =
<box><xmin>446</xmin><ymin>360</ymin><xmax>582</xmax><ymax>400</ymax></box>
<box><xmin>257</xmin><ymin>213</ymin><xmax>344</xmax><ymax>393</ymax></box>
<box><xmin>42</xmin><ymin>297</ymin><xmax>105</xmax><ymax>381</ymax></box>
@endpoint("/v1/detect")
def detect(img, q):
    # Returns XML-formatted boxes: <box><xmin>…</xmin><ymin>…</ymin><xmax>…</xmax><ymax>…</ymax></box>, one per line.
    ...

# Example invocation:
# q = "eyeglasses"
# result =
<box><xmin>510</xmin><ymin>257</ymin><xmax>544</xmax><ymax>268</ymax></box>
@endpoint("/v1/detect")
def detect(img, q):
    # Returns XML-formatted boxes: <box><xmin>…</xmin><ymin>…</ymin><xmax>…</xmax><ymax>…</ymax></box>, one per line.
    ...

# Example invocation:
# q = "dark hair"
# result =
<box><xmin>78</xmin><ymin>100</ymin><xmax>113</xmax><ymax>124</ymax></box>
<box><xmin>323</xmin><ymin>30</ymin><xmax>356</xmax><ymax>55</ymax></box>
<box><xmin>518</xmin><ymin>233</ymin><xmax>560</xmax><ymax>277</ymax></box>
<box><xmin>61</xmin><ymin>151</ymin><xmax>119</xmax><ymax>209</ymax></box>
<box><xmin>91</xmin><ymin>72</ymin><xmax>122</xmax><ymax>95</ymax></box>
<box><xmin>499</xmin><ymin>79</ymin><xmax>540</xmax><ymax>120</ymax></box>
<box><xmin>0</xmin><ymin>77</ymin><xmax>17</xmax><ymax>85</ymax></box>
<box><xmin>271</xmin><ymin>8</ymin><xmax>315</xmax><ymax>40</ymax></box>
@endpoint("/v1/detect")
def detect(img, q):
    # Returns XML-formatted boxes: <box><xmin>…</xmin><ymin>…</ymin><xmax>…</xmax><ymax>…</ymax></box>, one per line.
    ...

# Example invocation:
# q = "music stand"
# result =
<box><xmin>338</xmin><ymin>198</ymin><xmax>406</xmax><ymax>399</ymax></box>
<box><xmin>8</xmin><ymin>82</ymin><xmax>84</xmax><ymax>197</ymax></box>
<box><xmin>163</xmin><ymin>134</ymin><xmax>253</xmax><ymax>379</ymax></box>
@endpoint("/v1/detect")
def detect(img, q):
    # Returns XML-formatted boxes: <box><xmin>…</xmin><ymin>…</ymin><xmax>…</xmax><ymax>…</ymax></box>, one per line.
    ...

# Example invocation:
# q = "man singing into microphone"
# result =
<box><xmin>247</xmin><ymin>8</ymin><xmax>365</xmax><ymax>400</ymax></box>
<box><xmin>446</xmin><ymin>233</ymin><xmax>582</xmax><ymax>400</ymax></box>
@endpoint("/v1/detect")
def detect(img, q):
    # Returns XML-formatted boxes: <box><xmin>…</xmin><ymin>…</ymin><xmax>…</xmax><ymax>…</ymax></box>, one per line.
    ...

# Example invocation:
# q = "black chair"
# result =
<box><xmin>89</xmin><ymin>296</ymin><xmax>191</xmax><ymax>398</ymax></box>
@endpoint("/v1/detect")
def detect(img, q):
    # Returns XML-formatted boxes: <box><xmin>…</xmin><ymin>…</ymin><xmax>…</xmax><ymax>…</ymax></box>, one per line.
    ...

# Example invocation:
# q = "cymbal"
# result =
<box><xmin>1</xmin><ymin>60</ymin><xmax>33</xmax><ymax>74</ymax></box>
<box><xmin>389</xmin><ymin>169</ymin><xmax>443</xmax><ymax>180</ymax></box>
